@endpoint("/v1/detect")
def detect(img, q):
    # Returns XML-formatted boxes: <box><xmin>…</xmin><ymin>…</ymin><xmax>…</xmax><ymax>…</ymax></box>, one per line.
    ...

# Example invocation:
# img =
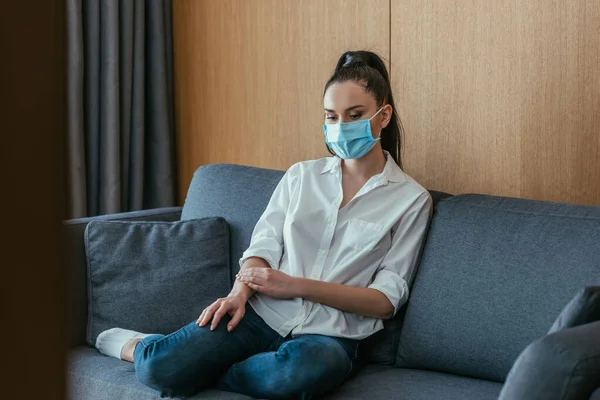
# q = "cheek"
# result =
<box><xmin>369</xmin><ymin>119</ymin><xmax>381</xmax><ymax>137</ymax></box>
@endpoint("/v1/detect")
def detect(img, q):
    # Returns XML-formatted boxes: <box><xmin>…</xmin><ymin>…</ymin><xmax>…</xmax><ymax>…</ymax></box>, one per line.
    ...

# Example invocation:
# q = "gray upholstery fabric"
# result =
<box><xmin>68</xmin><ymin>347</ymin><xmax>254</xmax><ymax>400</ymax></box>
<box><xmin>181</xmin><ymin>164</ymin><xmax>285</xmax><ymax>281</ymax></box>
<box><xmin>397</xmin><ymin>194</ymin><xmax>600</xmax><ymax>382</ymax></box>
<box><xmin>325</xmin><ymin>364</ymin><xmax>502</xmax><ymax>400</ymax></box>
<box><xmin>65</xmin><ymin>207</ymin><xmax>182</xmax><ymax>347</ymax></box>
<box><xmin>549</xmin><ymin>286</ymin><xmax>600</xmax><ymax>333</ymax></box>
<box><xmin>85</xmin><ymin>218</ymin><xmax>230</xmax><ymax>345</ymax></box>
<box><xmin>499</xmin><ymin>321</ymin><xmax>600</xmax><ymax>400</ymax></box>
<box><xmin>181</xmin><ymin>163</ymin><xmax>452</xmax><ymax>365</ymax></box>
<box><xmin>359</xmin><ymin>189</ymin><xmax>452</xmax><ymax>364</ymax></box>
<box><xmin>591</xmin><ymin>388</ymin><xmax>600</xmax><ymax>400</ymax></box>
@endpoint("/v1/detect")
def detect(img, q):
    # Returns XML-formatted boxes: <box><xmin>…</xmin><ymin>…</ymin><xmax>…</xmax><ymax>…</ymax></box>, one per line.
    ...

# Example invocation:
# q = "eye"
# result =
<box><xmin>349</xmin><ymin>113</ymin><xmax>363</xmax><ymax>120</ymax></box>
<box><xmin>325</xmin><ymin>115</ymin><xmax>337</xmax><ymax>121</ymax></box>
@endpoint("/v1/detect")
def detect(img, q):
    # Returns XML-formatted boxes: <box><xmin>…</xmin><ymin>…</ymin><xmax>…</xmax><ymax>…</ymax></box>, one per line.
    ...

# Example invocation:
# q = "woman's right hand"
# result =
<box><xmin>196</xmin><ymin>291</ymin><xmax>248</xmax><ymax>332</ymax></box>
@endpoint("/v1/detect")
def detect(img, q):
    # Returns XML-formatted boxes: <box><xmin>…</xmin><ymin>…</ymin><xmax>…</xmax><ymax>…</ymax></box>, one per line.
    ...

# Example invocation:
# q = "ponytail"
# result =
<box><xmin>324</xmin><ymin>51</ymin><xmax>404</xmax><ymax>169</ymax></box>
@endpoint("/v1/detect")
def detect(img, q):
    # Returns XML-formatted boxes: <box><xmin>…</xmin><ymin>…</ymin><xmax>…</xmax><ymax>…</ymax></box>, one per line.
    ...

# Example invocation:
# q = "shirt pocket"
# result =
<box><xmin>344</xmin><ymin>219</ymin><xmax>385</xmax><ymax>252</ymax></box>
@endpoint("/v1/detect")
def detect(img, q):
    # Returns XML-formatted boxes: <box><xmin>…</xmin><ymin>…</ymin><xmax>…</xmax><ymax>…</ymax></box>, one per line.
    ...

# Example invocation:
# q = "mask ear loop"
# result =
<box><xmin>370</xmin><ymin>106</ymin><xmax>385</xmax><ymax>139</ymax></box>
<box><xmin>369</xmin><ymin>106</ymin><xmax>385</xmax><ymax>121</ymax></box>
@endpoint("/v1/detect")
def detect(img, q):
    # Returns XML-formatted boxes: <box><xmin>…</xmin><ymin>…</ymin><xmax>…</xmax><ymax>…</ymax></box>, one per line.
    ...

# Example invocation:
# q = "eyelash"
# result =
<box><xmin>325</xmin><ymin>114</ymin><xmax>362</xmax><ymax>121</ymax></box>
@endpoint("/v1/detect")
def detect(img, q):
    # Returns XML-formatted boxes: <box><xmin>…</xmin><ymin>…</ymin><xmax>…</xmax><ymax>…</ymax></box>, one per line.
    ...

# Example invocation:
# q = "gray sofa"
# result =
<box><xmin>66</xmin><ymin>163</ymin><xmax>600</xmax><ymax>400</ymax></box>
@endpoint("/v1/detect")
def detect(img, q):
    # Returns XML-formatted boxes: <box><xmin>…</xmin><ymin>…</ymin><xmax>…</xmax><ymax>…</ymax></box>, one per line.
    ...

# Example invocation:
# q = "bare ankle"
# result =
<box><xmin>120</xmin><ymin>338</ymin><xmax>143</xmax><ymax>362</ymax></box>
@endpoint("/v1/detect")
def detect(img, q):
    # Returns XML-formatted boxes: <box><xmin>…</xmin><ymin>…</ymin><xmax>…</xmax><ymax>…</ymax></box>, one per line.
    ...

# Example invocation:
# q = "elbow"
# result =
<box><xmin>380</xmin><ymin>302</ymin><xmax>395</xmax><ymax>320</ymax></box>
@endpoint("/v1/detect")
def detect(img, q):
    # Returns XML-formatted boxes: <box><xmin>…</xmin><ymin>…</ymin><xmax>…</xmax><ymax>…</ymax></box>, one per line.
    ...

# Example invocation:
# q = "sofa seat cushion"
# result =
<box><xmin>68</xmin><ymin>347</ymin><xmax>254</xmax><ymax>400</ymax></box>
<box><xmin>326</xmin><ymin>365</ymin><xmax>502</xmax><ymax>400</ymax></box>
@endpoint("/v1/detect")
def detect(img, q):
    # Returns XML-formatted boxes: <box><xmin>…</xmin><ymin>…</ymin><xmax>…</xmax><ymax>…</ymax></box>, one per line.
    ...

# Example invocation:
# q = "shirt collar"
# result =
<box><xmin>320</xmin><ymin>151</ymin><xmax>406</xmax><ymax>183</ymax></box>
<box><xmin>320</xmin><ymin>155</ymin><xmax>341</xmax><ymax>175</ymax></box>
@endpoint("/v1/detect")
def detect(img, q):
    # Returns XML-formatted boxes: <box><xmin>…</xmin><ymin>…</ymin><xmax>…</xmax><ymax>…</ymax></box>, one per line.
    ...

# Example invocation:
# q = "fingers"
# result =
<box><xmin>210</xmin><ymin>301</ymin><xmax>231</xmax><ymax>331</ymax></box>
<box><xmin>245</xmin><ymin>282</ymin><xmax>262</xmax><ymax>293</ymax></box>
<box><xmin>237</xmin><ymin>268</ymin><xmax>268</xmax><ymax>285</ymax></box>
<box><xmin>196</xmin><ymin>309</ymin><xmax>207</xmax><ymax>326</ymax></box>
<box><xmin>238</xmin><ymin>267</ymin><xmax>267</xmax><ymax>278</ymax></box>
<box><xmin>197</xmin><ymin>300</ymin><xmax>221</xmax><ymax>327</ymax></box>
<box><xmin>227</xmin><ymin>307</ymin><xmax>245</xmax><ymax>332</ymax></box>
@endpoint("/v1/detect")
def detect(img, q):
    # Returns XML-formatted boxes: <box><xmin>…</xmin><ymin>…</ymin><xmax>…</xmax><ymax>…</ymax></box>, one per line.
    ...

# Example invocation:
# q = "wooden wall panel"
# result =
<box><xmin>172</xmin><ymin>0</ymin><xmax>389</xmax><ymax>203</ymax></box>
<box><xmin>392</xmin><ymin>0</ymin><xmax>600</xmax><ymax>205</ymax></box>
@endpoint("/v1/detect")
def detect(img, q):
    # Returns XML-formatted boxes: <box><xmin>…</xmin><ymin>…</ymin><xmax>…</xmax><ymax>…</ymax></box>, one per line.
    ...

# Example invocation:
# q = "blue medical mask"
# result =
<box><xmin>323</xmin><ymin>107</ymin><xmax>384</xmax><ymax>159</ymax></box>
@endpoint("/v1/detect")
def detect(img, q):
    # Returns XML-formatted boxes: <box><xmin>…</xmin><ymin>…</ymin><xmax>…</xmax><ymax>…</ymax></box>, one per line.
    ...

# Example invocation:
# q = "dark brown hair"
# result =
<box><xmin>324</xmin><ymin>51</ymin><xmax>404</xmax><ymax>168</ymax></box>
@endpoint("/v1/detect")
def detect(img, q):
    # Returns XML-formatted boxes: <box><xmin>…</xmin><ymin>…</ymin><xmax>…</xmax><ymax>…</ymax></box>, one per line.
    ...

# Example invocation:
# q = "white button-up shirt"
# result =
<box><xmin>242</xmin><ymin>153</ymin><xmax>432</xmax><ymax>340</ymax></box>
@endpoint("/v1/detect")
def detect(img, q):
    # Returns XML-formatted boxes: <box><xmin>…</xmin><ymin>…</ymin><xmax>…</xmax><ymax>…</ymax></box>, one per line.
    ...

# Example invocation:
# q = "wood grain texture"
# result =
<box><xmin>172</xmin><ymin>0</ymin><xmax>389</xmax><ymax>203</ymax></box>
<box><xmin>391</xmin><ymin>0</ymin><xmax>600</xmax><ymax>205</ymax></box>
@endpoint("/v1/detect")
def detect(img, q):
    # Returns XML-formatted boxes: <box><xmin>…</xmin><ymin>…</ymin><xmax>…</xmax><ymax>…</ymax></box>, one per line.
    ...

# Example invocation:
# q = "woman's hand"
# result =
<box><xmin>237</xmin><ymin>268</ymin><xmax>299</xmax><ymax>299</ymax></box>
<box><xmin>196</xmin><ymin>292</ymin><xmax>248</xmax><ymax>332</ymax></box>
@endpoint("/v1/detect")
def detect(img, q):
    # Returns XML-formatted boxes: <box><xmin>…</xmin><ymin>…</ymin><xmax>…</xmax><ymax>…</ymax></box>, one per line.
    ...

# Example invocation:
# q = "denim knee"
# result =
<box><xmin>264</xmin><ymin>338</ymin><xmax>351</xmax><ymax>398</ymax></box>
<box><xmin>135</xmin><ymin>348</ymin><xmax>200</xmax><ymax>398</ymax></box>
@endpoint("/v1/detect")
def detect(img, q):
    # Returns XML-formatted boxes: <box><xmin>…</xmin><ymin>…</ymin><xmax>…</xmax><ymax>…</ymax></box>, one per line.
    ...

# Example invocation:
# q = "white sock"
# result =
<box><xmin>95</xmin><ymin>328</ymin><xmax>153</xmax><ymax>359</ymax></box>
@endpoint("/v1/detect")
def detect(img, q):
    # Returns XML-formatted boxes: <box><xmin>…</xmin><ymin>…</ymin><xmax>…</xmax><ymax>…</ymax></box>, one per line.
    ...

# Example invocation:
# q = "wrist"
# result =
<box><xmin>294</xmin><ymin>277</ymin><xmax>308</xmax><ymax>299</ymax></box>
<box><xmin>230</xmin><ymin>281</ymin><xmax>253</xmax><ymax>301</ymax></box>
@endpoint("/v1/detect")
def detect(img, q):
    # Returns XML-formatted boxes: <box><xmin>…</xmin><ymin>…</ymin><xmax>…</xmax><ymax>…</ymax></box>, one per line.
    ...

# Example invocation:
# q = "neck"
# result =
<box><xmin>341</xmin><ymin>147</ymin><xmax>387</xmax><ymax>180</ymax></box>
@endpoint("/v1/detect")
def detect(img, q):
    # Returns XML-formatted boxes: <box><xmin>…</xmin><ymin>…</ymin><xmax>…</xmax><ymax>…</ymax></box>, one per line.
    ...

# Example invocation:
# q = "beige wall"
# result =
<box><xmin>173</xmin><ymin>0</ymin><xmax>600</xmax><ymax>205</ymax></box>
<box><xmin>172</xmin><ymin>0</ymin><xmax>389</xmax><ymax>203</ymax></box>
<box><xmin>393</xmin><ymin>0</ymin><xmax>600</xmax><ymax>205</ymax></box>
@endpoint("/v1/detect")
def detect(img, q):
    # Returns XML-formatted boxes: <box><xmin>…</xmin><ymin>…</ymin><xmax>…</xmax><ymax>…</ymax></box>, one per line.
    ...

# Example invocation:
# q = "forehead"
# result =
<box><xmin>324</xmin><ymin>81</ymin><xmax>376</xmax><ymax>110</ymax></box>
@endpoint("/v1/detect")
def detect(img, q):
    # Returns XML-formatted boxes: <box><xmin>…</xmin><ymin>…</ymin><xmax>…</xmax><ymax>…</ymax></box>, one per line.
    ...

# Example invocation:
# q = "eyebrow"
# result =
<box><xmin>324</xmin><ymin>105</ymin><xmax>365</xmax><ymax>113</ymax></box>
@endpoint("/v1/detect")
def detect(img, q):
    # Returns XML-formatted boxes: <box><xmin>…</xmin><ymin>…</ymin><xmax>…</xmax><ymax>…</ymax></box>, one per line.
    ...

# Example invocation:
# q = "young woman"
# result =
<box><xmin>95</xmin><ymin>50</ymin><xmax>432</xmax><ymax>399</ymax></box>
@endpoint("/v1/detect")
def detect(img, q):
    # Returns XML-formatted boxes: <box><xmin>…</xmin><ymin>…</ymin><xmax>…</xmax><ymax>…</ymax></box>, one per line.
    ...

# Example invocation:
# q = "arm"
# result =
<box><xmin>239</xmin><ymin>191</ymin><xmax>433</xmax><ymax>319</ymax></box>
<box><xmin>296</xmin><ymin>279</ymin><xmax>394</xmax><ymax>319</ymax></box>
<box><xmin>231</xmin><ymin>257</ymin><xmax>272</xmax><ymax>300</ymax></box>
<box><xmin>238</xmin><ymin>165</ymin><xmax>296</xmax><ymax>270</ymax></box>
<box><xmin>198</xmin><ymin>166</ymin><xmax>296</xmax><ymax>331</ymax></box>
<box><xmin>365</xmin><ymin>191</ymin><xmax>432</xmax><ymax>317</ymax></box>
<box><xmin>287</xmin><ymin>189</ymin><xmax>430</xmax><ymax>318</ymax></box>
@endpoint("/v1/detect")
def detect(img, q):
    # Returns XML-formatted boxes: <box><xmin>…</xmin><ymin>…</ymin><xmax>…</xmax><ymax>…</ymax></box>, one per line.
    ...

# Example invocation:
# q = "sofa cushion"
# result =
<box><xmin>499</xmin><ymin>321</ymin><xmax>600</xmax><ymax>400</ymax></box>
<box><xmin>84</xmin><ymin>218</ymin><xmax>231</xmax><ymax>346</ymax></box>
<box><xmin>181</xmin><ymin>164</ymin><xmax>285</xmax><ymax>281</ymax></box>
<box><xmin>181</xmin><ymin>164</ymin><xmax>450</xmax><ymax>365</ymax></box>
<box><xmin>397</xmin><ymin>194</ymin><xmax>600</xmax><ymax>382</ymax></box>
<box><xmin>325</xmin><ymin>364</ymin><xmax>502</xmax><ymax>400</ymax></box>
<box><xmin>549</xmin><ymin>286</ymin><xmax>600</xmax><ymax>333</ymax></box>
<box><xmin>68</xmin><ymin>347</ymin><xmax>253</xmax><ymax>399</ymax></box>
<box><xmin>358</xmin><ymin>189</ymin><xmax>452</xmax><ymax>364</ymax></box>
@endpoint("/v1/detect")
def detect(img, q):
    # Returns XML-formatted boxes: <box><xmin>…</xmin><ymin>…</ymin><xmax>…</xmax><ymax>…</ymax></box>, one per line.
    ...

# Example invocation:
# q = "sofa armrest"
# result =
<box><xmin>64</xmin><ymin>207</ymin><xmax>182</xmax><ymax>348</ymax></box>
<box><xmin>499</xmin><ymin>321</ymin><xmax>600</xmax><ymax>400</ymax></box>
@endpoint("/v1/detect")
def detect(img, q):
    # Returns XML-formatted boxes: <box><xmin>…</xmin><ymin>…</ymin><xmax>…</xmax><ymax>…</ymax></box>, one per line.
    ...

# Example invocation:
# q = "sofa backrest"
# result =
<box><xmin>180</xmin><ymin>163</ymin><xmax>451</xmax><ymax>365</ymax></box>
<box><xmin>181</xmin><ymin>164</ymin><xmax>285</xmax><ymax>282</ymax></box>
<box><xmin>397</xmin><ymin>194</ymin><xmax>600</xmax><ymax>382</ymax></box>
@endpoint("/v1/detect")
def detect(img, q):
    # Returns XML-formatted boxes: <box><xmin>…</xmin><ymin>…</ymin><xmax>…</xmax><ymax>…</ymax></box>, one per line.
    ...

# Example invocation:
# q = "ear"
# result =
<box><xmin>380</xmin><ymin>104</ymin><xmax>393</xmax><ymax>129</ymax></box>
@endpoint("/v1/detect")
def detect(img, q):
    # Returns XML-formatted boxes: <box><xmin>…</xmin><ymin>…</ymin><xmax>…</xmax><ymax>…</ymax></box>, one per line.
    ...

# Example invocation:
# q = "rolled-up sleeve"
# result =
<box><xmin>239</xmin><ymin>164</ymin><xmax>297</xmax><ymax>270</ymax></box>
<box><xmin>368</xmin><ymin>191</ymin><xmax>433</xmax><ymax>316</ymax></box>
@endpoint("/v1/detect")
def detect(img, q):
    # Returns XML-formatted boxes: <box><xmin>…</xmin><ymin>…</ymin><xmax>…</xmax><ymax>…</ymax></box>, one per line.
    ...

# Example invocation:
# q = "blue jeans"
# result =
<box><xmin>133</xmin><ymin>305</ymin><xmax>360</xmax><ymax>399</ymax></box>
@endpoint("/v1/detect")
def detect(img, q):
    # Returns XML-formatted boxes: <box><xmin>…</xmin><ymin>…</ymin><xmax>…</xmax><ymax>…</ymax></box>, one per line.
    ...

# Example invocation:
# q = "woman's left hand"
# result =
<box><xmin>236</xmin><ymin>268</ymin><xmax>300</xmax><ymax>299</ymax></box>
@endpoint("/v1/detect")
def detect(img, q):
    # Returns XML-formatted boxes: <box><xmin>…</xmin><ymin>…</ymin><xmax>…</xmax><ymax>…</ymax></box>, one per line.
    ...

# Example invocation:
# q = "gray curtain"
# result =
<box><xmin>67</xmin><ymin>0</ymin><xmax>176</xmax><ymax>218</ymax></box>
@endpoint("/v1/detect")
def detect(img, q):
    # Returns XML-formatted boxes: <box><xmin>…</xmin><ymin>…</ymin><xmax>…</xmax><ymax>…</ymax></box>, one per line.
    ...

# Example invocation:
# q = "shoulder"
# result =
<box><xmin>392</xmin><ymin>169</ymin><xmax>433</xmax><ymax>211</ymax></box>
<box><xmin>284</xmin><ymin>156</ymin><xmax>335</xmax><ymax>177</ymax></box>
